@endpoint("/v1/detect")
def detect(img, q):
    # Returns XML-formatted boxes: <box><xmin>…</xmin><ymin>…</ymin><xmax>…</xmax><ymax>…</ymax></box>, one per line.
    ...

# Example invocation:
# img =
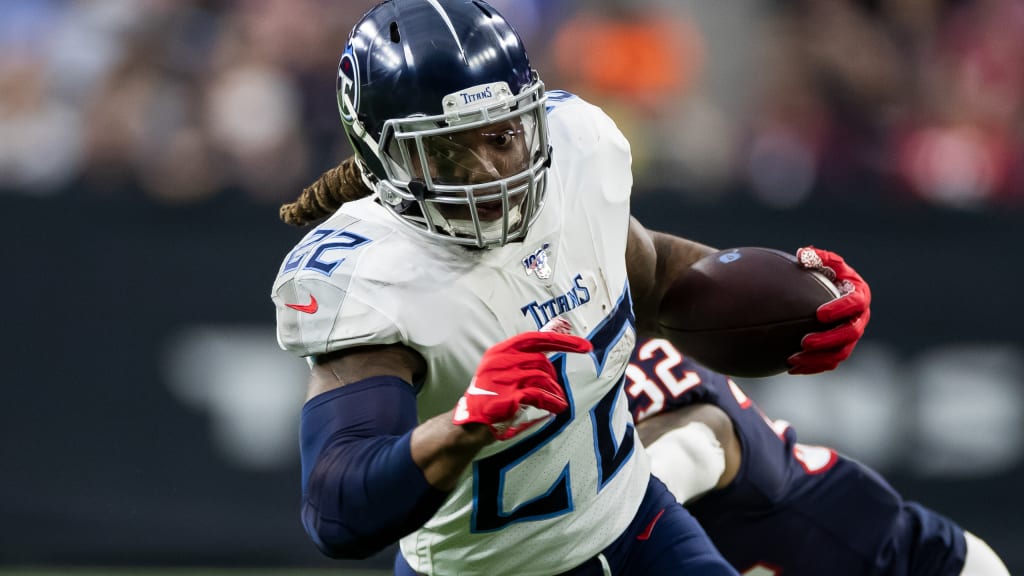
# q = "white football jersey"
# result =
<box><xmin>272</xmin><ymin>92</ymin><xmax>649</xmax><ymax>576</ymax></box>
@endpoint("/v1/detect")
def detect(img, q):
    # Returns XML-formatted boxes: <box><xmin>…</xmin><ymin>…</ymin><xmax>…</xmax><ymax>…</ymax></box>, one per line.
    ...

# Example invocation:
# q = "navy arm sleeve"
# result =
<box><xmin>300</xmin><ymin>376</ymin><xmax>448</xmax><ymax>559</ymax></box>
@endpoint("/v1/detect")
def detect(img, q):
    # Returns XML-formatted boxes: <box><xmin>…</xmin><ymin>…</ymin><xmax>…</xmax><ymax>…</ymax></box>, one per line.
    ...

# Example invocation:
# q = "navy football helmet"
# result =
<box><xmin>337</xmin><ymin>0</ymin><xmax>550</xmax><ymax>247</ymax></box>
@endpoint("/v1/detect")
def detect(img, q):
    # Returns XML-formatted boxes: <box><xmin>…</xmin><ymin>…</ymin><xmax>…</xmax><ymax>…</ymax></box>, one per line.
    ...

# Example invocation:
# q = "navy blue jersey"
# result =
<box><xmin>625</xmin><ymin>338</ymin><xmax>967</xmax><ymax>576</ymax></box>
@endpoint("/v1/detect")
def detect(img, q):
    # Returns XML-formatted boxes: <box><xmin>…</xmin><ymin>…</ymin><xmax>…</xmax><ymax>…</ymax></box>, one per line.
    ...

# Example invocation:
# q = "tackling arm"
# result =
<box><xmin>637</xmin><ymin>404</ymin><xmax>741</xmax><ymax>502</ymax></box>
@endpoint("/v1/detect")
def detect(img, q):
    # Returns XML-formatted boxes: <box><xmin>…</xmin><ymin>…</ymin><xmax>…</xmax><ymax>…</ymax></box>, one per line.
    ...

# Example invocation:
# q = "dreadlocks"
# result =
<box><xmin>279</xmin><ymin>156</ymin><xmax>373</xmax><ymax>226</ymax></box>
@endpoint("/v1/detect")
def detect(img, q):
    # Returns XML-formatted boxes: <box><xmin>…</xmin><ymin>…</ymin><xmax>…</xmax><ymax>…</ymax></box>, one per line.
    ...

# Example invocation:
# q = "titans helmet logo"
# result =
<box><xmin>337</xmin><ymin>49</ymin><xmax>359</xmax><ymax>124</ymax></box>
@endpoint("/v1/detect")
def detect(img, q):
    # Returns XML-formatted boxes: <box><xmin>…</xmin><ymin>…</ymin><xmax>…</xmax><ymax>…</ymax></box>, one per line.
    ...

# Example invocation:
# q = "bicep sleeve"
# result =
<box><xmin>299</xmin><ymin>376</ymin><xmax>448</xmax><ymax>559</ymax></box>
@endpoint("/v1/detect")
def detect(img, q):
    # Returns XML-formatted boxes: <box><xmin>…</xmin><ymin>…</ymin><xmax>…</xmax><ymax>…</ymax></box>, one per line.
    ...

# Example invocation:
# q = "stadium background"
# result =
<box><xmin>2</xmin><ymin>0</ymin><xmax>1022</xmax><ymax>574</ymax></box>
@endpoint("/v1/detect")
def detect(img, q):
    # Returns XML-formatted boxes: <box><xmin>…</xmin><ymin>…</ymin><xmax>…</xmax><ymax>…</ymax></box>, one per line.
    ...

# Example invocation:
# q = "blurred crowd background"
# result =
<box><xmin>3</xmin><ymin>0</ymin><xmax>1024</xmax><ymax>208</ymax></box>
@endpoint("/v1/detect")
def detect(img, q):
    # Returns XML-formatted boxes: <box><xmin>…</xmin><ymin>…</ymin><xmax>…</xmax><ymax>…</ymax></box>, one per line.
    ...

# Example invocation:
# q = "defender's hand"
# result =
<box><xmin>788</xmin><ymin>246</ymin><xmax>871</xmax><ymax>374</ymax></box>
<box><xmin>453</xmin><ymin>331</ymin><xmax>593</xmax><ymax>440</ymax></box>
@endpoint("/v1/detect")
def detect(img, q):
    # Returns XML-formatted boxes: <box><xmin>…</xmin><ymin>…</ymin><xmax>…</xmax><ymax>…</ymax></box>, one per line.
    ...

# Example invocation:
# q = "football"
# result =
<box><xmin>658</xmin><ymin>247</ymin><xmax>842</xmax><ymax>378</ymax></box>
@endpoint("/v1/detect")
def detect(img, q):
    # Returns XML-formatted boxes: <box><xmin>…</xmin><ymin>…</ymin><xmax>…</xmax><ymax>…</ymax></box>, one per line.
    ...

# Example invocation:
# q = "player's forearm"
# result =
<box><xmin>628</xmin><ymin>219</ymin><xmax>717</xmax><ymax>336</ymax></box>
<box><xmin>650</xmin><ymin>231</ymin><xmax>717</xmax><ymax>289</ymax></box>
<box><xmin>411</xmin><ymin>411</ymin><xmax>495</xmax><ymax>491</ymax></box>
<box><xmin>300</xmin><ymin>377</ymin><xmax>452</xmax><ymax>559</ymax></box>
<box><xmin>638</xmin><ymin>404</ymin><xmax>741</xmax><ymax>493</ymax></box>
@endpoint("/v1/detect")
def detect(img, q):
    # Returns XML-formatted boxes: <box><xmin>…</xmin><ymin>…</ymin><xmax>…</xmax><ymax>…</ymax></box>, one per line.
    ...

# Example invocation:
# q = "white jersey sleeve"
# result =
<box><xmin>272</xmin><ymin>213</ymin><xmax>404</xmax><ymax>357</ymax></box>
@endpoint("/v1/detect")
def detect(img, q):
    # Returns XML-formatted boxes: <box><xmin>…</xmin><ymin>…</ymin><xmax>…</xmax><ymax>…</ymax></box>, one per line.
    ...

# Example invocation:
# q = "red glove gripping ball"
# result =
<box><xmin>789</xmin><ymin>246</ymin><xmax>872</xmax><ymax>374</ymax></box>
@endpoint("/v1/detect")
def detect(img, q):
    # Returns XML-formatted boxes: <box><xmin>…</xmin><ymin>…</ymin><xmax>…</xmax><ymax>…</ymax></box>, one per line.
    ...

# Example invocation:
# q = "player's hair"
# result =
<box><xmin>279</xmin><ymin>156</ymin><xmax>372</xmax><ymax>226</ymax></box>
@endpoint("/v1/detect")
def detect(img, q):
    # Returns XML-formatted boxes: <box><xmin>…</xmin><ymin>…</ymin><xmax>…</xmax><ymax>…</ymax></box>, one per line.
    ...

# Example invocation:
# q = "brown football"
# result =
<box><xmin>658</xmin><ymin>247</ymin><xmax>841</xmax><ymax>378</ymax></box>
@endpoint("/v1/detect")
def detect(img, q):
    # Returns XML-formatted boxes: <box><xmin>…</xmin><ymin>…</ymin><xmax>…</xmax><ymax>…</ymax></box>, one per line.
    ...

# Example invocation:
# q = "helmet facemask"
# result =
<box><xmin>373</xmin><ymin>75</ymin><xmax>550</xmax><ymax>248</ymax></box>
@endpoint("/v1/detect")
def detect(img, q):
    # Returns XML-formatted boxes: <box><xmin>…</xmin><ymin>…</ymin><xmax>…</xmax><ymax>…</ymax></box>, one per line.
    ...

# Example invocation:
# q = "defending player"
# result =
<box><xmin>627</xmin><ymin>337</ymin><xmax>1011</xmax><ymax>576</ymax></box>
<box><xmin>271</xmin><ymin>1</ymin><xmax>870</xmax><ymax>574</ymax></box>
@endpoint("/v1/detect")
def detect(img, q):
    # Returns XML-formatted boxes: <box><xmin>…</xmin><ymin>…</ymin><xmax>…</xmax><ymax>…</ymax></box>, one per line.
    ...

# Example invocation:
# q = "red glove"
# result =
<box><xmin>788</xmin><ymin>246</ymin><xmax>872</xmax><ymax>375</ymax></box>
<box><xmin>453</xmin><ymin>330</ymin><xmax>593</xmax><ymax>440</ymax></box>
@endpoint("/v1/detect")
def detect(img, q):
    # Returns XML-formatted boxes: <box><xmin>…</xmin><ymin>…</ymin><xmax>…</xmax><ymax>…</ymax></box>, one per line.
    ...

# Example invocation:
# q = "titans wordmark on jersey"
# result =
<box><xmin>272</xmin><ymin>92</ymin><xmax>649</xmax><ymax>576</ymax></box>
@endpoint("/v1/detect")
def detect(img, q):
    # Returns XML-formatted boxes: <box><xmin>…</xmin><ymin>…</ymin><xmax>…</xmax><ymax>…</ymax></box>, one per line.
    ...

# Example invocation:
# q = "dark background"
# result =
<box><xmin>2</xmin><ymin>192</ymin><xmax>1021</xmax><ymax>571</ymax></box>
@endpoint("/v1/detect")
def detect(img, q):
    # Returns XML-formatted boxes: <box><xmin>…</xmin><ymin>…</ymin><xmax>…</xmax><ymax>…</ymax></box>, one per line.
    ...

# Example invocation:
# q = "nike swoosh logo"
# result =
<box><xmin>466</xmin><ymin>380</ymin><xmax>498</xmax><ymax>396</ymax></box>
<box><xmin>636</xmin><ymin>508</ymin><xmax>666</xmax><ymax>541</ymax></box>
<box><xmin>285</xmin><ymin>294</ymin><xmax>318</xmax><ymax>314</ymax></box>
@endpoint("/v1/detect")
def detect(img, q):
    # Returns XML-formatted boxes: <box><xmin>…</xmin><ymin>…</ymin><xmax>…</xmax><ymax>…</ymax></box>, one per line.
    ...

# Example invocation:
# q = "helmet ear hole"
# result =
<box><xmin>389</xmin><ymin>22</ymin><xmax>401</xmax><ymax>43</ymax></box>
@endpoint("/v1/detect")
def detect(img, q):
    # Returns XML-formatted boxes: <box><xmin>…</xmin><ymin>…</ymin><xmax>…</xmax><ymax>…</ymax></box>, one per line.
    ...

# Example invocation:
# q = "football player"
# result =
<box><xmin>627</xmin><ymin>337</ymin><xmax>1011</xmax><ymax>576</ymax></box>
<box><xmin>271</xmin><ymin>1</ymin><xmax>870</xmax><ymax>574</ymax></box>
